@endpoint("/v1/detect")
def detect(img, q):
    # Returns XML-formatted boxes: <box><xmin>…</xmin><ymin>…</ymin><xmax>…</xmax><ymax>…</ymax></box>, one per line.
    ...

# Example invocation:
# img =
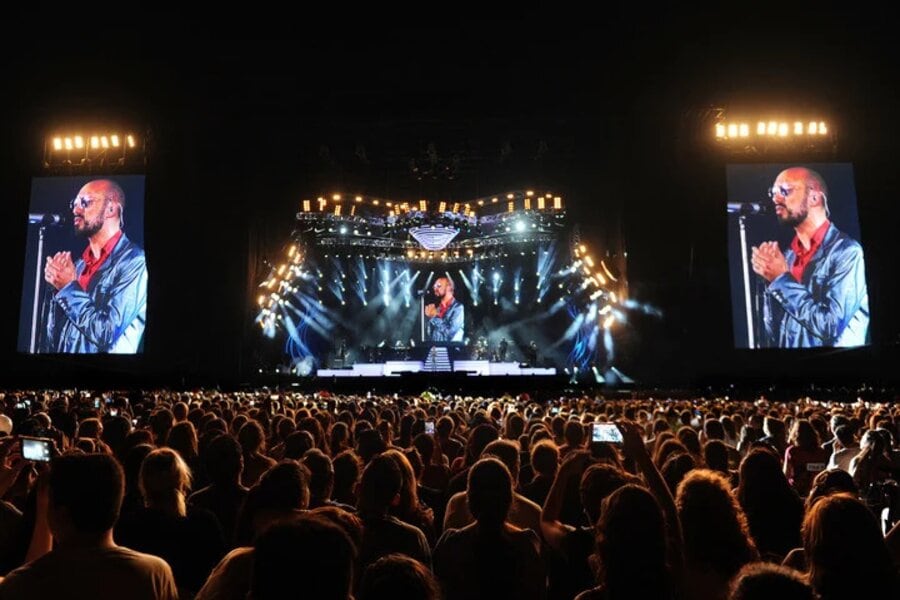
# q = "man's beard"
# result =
<box><xmin>74</xmin><ymin>215</ymin><xmax>104</xmax><ymax>238</ymax></box>
<box><xmin>776</xmin><ymin>195</ymin><xmax>809</xmax><ymax>228</ymax></box>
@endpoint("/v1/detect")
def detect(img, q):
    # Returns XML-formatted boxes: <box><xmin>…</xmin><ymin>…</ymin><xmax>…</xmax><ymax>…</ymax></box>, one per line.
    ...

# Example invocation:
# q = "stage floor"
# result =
<box><xmin>317</xmin><ymin>360</ymin><xmax>556</xmax><ymax>377</ymax></box>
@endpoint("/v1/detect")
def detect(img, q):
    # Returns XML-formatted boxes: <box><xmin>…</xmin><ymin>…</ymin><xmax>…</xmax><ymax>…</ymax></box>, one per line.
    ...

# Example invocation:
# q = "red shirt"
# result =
<box><xmin>790</xmin><ymin>220</ymin><xmax>830</xmax><ymax>282</ymax></box>
<box><xmin>77</xmin><ymin>230</ymin><xmax>123</xmax><ymax>290</ymax></box>
<box><xmin>437</xmin><ymin>298</ymin><xmax>454</xmax><ymax>318</ymax></box>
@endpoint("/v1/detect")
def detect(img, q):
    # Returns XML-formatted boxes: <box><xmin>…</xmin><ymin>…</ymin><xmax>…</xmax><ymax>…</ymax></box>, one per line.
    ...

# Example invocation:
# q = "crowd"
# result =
<box><xmin>0</xmin><ymin>388</ymin><xmax>898</xmax><ymax>599</ymax></box>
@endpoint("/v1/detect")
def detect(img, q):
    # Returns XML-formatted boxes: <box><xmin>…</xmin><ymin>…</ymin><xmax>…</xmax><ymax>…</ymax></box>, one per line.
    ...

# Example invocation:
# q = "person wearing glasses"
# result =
<box><xmin>425</xmin><ymin>276</ymin><xmax>464</xmax><ymax>342</ymax></box>
<box><xmin>41</xmin><ymin>178</ymin><xmax>147</xmax><ymax>353</ymax></box>
<box><xmin>751</xmin><ymin>167</ymin><xmax>868</xmax><ymax>347</ymax></box>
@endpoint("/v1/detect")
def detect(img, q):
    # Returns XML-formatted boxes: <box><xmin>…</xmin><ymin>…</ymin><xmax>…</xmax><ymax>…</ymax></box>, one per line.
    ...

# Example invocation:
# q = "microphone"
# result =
<box><xmin>727</xmin><ymin>202</ymin><xmax>770</xmax><ymax>215</ymax></box>
<box><xmin>28</xmin><ymin>213</ymin><xmax>65</xmax><ymax>226</ymax></box>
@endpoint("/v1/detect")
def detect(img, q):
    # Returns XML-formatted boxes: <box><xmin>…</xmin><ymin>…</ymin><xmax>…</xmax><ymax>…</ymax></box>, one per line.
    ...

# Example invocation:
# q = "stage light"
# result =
<box><xmin>101</xmin><ymin>136</ymin><xmax>109</xmax><ymax>148</ymax></box>
<box><xmin>715</xmin><ymin>124</ymin><xmax>725</xmax><ymax>138</ymax></box>
<box><xmin>818</xmin><ymin>121</ymin><xmax>827</xmax><ymax>134</ymax></box>
<box><xmin>492</xmin><ymin>197</ymin><xmax>498</xmax><ymax>203</ymax></box>
<box><xmin>794</xmin><ymin>122</ymin><xmax>804</xmax><ymax>135</ymax></box>
<box><xmin>110</xmin><ymin>135</ymin><xmax>120</xmax><ymax>147</ymax></box>
<box><xmin>288</xmin><ymin>245</ymin><xmax>296</xmax><ymax>257</ymax></box>
<box><xmin>515</xmin><ymin>221</ymin><xmax>526</xmax><ymax>232</ymax></box>
<box><xmin>777</xmin><ymin>123</ymin><xmax>788</xmax><ymax>137</ymax></box>
<box><xmin>127</xmin><ymin>134</ymin><xmax>136</xmax><ymax>148</ymax></box>
<box><xmin>554</xmin><ymin>197</ymin><xmax>562</xmax><ymax>209</ymax></box>
<box><xmin>767</xmin><ymin>121</ymin><xmax>777</xmax><ymax>135</ymax></box>
<box><xmin>419</xmin><ymin>200</ymin><xmax>427</xmax><ymax>211</ymax></box>
<box><xmin>74</xmin><ymin>136</ymin><xmax>84</xmax><ymax>149</ymax></box>
<box><xmin>727</xmin><ymin>124</ymin><xmax>737</xmax><ymax>138</ymax></box>
<box><xmin>739</xmin><ymin>124</ymin><xmax>749</xmax><ymax>137</ymax></box>
<box><xmin>508</xmin><ymin>201</ymin><xmax>515</xmax><ymax>213</ymax></box>
<box><xmin>439</xmin><ymin>201</ymin><xmax>447</xmax><ymax>212</ymax></box>
<box><xmin>91</xmin><ymin>136</ymin><xmax>100</xmax><ymax>149</ymax></box>
<box><xmin>257</xmin><ymin>295</ymin><xmax>265</xmax><ymax>306</ymax></box>
<box><xmin>334</xmin><ymin>205</ymin><xmax>342</xmax><ymax>216</ymax></box>
<box><xmin>757</xmin><ymin>122</ymin><xmax>766</xmax><ymax>135</ymax></box>
<box><xmin>602</xmin><ymin>314</ymin><xmax>615</xmax><ymax>329</ymax></box>
<box><xmin>52</xmin><ymin>137</ymin><xmax>62</xmax><ymax>151</ymax></box>
<box><xmin>64</xmin><ymin>137</ymin><xmax>73</xmax><ymax>150</ymax></box>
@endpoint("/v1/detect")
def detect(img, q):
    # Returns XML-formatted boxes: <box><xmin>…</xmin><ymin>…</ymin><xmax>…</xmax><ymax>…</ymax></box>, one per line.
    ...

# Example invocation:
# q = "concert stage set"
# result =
<box><xmin>255</xmin><ymin>191</ymin><xmax>630</xmax><ymax>384</ymax></box>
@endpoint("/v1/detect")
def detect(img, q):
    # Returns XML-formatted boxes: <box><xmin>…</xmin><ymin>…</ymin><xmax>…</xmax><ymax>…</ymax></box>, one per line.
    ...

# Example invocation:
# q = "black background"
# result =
<box><xmin>1</xmin><ymin>10</ymin><xmax>898</xmax><ymax>389</ymax></box>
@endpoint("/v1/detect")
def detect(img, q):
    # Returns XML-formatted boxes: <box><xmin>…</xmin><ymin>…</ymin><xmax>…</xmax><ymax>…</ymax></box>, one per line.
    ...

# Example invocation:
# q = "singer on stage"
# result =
<box><xmin>42</xmin><ymin>179</ymin><xmax>148</xmax><ymax>353</ymax></box>
<box><xmin>424</xmin><ymin>276</ymin><xmax>464</xmax><ymax>342</ymax></box>
<box><xmin>751</xmin><ymin>167</ymin><xmax>868</xmax><ymax>348</ymax></box>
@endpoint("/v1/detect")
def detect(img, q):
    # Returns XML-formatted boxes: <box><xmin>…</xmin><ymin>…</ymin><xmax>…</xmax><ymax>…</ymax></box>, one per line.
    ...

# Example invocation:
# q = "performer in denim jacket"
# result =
<box><xmin>425</xmin><ymin>277</ymin><xmax>464</xmax><ymax>342</ymax></box>
<box><xmin>42</xmin><ymin>179</ymin><xmax>147</xmax><ymax>353</ymax></box>
<box><xmin>752</xmin><ymin>167</ymin><xmax>868</xmax><ymax>348</ymax></box>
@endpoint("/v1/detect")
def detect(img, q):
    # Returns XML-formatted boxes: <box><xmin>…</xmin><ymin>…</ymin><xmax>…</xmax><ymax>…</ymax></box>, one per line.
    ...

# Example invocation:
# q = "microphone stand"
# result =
<box><xmin>420</xmin><ymin>294</ymin><xmax>425</xmax><ymax>343</ymax></box>
<box><xmin>29</xmin><ymin>225</ymin><xmax>47</xmax><ymax>353</ymax></box>
<box><xmin>738</xmin><ymin>214</ymin><xmax>756</xmax><ymax>348</ymax></box>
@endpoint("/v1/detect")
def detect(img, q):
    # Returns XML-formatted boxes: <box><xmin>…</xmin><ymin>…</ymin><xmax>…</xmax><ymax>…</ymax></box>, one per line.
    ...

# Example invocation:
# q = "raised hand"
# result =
<box><xmin>751</xmin><ymin>241</ymin><xmax>788</xmax><ymax>282</ymax></box>
<box><xmin>44</xmin><ymin>251</ymin><xmax>76</xmax><ymax>290</ymax></box>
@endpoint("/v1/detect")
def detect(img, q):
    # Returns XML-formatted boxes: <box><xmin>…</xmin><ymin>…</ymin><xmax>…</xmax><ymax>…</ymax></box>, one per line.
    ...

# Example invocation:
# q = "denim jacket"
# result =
<box><xmin>763</xmin><ymin>223</ymin><xmax>868</xmax><ymax>347</ymax></box>
<box><xmin>44</xmin><ymin>233</ymin><xmax>148</xmax><ymax>353</ymax></box>
<box><xmin>427</xmin><ymin>299</ymin><xmax>464</xmax><ymax>342</ymax></box>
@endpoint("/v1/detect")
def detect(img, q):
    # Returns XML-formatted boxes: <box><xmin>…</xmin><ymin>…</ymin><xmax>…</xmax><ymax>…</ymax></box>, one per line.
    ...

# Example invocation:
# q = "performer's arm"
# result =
<box><xmin>429</xmin><ymin>303</ymin><xmax>464</xmax><ymax>340</ymax></box>
<box><xmin>54</xmin><ymin>253</ymin><xmax>147</xmax><ymax>351</ymax></box>
<box><xmin>766</xmin><ymin>240</ymin><xmax>866</xmax><ymax>343</ymax></box>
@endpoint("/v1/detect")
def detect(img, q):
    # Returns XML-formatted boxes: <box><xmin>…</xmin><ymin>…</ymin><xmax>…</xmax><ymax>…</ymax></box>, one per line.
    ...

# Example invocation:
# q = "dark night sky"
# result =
<box><xmin>1</xmin><ymin>11</ymin><xmax>898</xmax><ymax>387</ymax></box>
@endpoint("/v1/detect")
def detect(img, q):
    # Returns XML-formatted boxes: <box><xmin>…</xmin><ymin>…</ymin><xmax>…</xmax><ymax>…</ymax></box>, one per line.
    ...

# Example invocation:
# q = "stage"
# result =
<box><xmin>317</xmin><ymin>360</ymin><xmax>556</xmax><ymax>377</ymax></box>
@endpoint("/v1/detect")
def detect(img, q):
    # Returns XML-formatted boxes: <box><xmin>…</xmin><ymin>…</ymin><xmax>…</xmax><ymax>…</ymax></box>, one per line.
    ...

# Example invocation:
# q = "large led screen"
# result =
<box><xmin>727</xmin><ymin>163</ymin><xmax>868</xmax><ymax>349</ymax></box>
<box><xmin>18</xmin><ymin>175</ymin><xmax>147</xmax><ymax>354</ymax></box>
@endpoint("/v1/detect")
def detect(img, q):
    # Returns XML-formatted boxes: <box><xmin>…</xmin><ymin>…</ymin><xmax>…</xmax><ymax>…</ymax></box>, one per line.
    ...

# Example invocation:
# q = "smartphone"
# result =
<box><xmin>110</xmin><ymin>408</ymin><xmax>119</xmax><ymax>417</ymax></box>
<box><xmin>550</xmin><ymin>406</ymin><xmax>560</xmax><ymax>415</ymax></box>
<box><xmin>20</xmin><ymin>436</ymin><xmax>52</xmax><ymax>462</ymax></box>
<box><xmin>132</xmin><ymin>418</ymin><xmax>139</xmax><ymax>426</ymax></box>
<box><xmin>425</xmin><ymin>420</ymin><xmax>435</xmax><ymax>435</ymax></box>
<box><xmin>93</xmin><ymin>398</ymin><xmax>101</xmax><ymax>409</ymax></box>
<box><xmin>591</xmin><ymin>422</ymin><xmax>623</xmax><ymax>444</ymax></box>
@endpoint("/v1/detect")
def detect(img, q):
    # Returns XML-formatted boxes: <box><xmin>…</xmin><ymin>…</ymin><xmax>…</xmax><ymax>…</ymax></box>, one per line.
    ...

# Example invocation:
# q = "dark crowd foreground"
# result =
<box><xmin>0</xmin><ymin>389</ymin><xmax>898</xmax><ymax>600</ymax></box>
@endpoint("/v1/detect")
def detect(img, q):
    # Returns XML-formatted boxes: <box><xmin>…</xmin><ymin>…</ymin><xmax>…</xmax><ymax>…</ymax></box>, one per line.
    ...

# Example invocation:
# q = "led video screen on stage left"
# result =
<box><xmin>17</xmin><ymin>175</ymin><xmax>147</xmax><ymax>354</ymax></box>
<box><xmin>726</xmin><ymin>163</ymin><xmax>869</xmax><ymax>349</ymax></box>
